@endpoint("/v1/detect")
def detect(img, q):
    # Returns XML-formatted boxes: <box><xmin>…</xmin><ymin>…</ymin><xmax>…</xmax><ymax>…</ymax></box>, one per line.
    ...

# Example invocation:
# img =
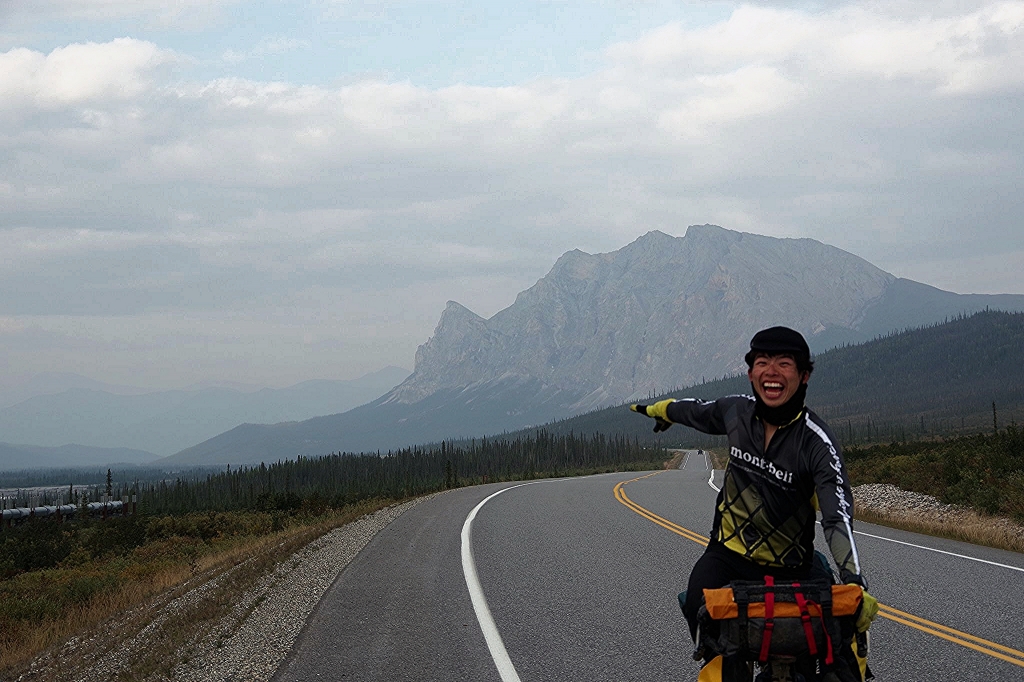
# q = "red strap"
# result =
<box><xmin>794</xmin><ymin>584</ymin><xmax>836</xmax><ymax>666</ymax></box>
<box><xmin>817</xmin><ymin>607</ymin><xmax>835</xmax><ymax>665</ymax></box>
<box><xmin>792</xmin><ymin>585</ymin><xmax>819</xmax><ymax>657</ymax></box>
<box><xmin>758</xmin><ymin>576</ymin><xmax>775</xmax><ymax>663</ymax></box>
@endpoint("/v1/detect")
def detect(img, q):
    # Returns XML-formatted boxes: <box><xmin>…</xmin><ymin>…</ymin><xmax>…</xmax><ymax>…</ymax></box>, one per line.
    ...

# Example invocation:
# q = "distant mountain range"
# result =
<box><xmin>0</xmin><ymin>443</ymin><xmax>158</xmax><ymax>471</ymax></box>
<box><xmin>0</xmin><ymin>372</ymin><xmax>155</xmax><ymax>410</ymax></box>
<box><xmin>0</xmin><ymin>366</ymin><xmax>409</xmax><ymax>467</ymax></box>
<box><xmin>161</xmin><ymin>226</ymin><xmax>1024</xmax><ymax>466</ymax></box>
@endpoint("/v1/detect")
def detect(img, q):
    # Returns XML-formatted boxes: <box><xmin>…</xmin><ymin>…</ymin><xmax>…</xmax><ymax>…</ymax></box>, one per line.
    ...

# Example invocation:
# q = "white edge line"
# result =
<box><xmin>461</xmin><ymin>485</ymin><xmax>528</xmax><ymax>682</ymax></box>
<box><xmin>852</xmin><ymin>528</ymin><xmax>1024</xmax><ymax>574</ymax></box>
<box><xmin>460</xmin><ymin>475</ymin><xmax>609</xmax><ymax>678</ymax></box>
<box><xmin>813</xmin><ymin>519</ymin><xmax>1024</xmax><ymax>574</ymax></box>
<box><xmin>708</xmin><ymin>467</ymin><xmax>720</xmax><ymax>492</ymax></box>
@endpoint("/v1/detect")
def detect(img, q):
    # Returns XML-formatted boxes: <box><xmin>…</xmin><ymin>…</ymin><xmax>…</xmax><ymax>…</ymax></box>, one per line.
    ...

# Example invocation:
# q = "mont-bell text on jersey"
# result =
<box><xmin>729</xmin><ymin>446</ymin><xmax>794</xmax><ymax>484</ymax></box>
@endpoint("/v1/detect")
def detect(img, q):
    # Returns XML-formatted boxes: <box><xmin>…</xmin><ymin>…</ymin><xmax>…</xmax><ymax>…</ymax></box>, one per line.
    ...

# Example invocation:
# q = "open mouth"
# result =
<box><xmin>761</xmin><ymin>381</ymin><xmax>785</xmax><ymax>400</ymax></box>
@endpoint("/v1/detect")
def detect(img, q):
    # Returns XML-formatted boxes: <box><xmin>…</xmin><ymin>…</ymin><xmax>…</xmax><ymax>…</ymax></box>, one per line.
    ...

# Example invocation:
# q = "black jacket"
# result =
<box><xmin>665</xmin><ymin>394</ymin><xmax>864</xmax><ymax>583</ymax></box>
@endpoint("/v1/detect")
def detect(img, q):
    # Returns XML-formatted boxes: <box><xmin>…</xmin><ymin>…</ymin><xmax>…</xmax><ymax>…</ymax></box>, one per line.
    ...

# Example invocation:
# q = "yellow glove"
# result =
<box><xmin>630</xmin><ymin>399</ymin><xmax>675</xmax><ymax>432</ymax></box>
<box><xmin>856</xmin><ymin>589</ymin><xmax>879</xmax><ymax>633</ymax></box>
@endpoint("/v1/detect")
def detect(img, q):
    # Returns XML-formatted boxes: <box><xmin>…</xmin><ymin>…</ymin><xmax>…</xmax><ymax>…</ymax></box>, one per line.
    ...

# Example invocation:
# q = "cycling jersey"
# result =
<box><xmin>665</xmin><ymin>394</ymin><xmax>862</xmax><ymax>582</ymax></box>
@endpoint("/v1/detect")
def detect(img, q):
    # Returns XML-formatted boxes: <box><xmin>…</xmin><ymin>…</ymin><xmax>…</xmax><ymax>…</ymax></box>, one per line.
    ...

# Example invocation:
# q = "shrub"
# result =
<box><xmin>0</xmin><ymin>521</ymin><xmax>73</xmax><ymax>577</ymax></box>
<box><xmin>848</xmin><ymin>427</ymin><xmax>1024</xmax><ymax>521</ymax></box>
<box><xmin>80</xmin><ymin>516</ymin><xmax>148</xmax><ymax>559</ymax></box>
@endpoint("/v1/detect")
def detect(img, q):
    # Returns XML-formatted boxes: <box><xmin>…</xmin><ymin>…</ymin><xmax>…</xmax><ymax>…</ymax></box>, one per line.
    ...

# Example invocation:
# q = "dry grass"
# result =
<box><xmin>664</xmin><ymin>450</ymin><xmax>687</xmax><ymax>469</ymax></box>
<box><xmin>707</xmin><ymin>447</ymin><xmax>730</xmax><ymax>470</ymax></box>
<box><xmin>854</xmin><ymin>504</ymin><xmax>1024</xmax><ymax>555</ymax></box>
<box><xmin>0</xmin><ymin>500</ymin><xmax>395</xmax><ymax>680</ymax></box>
<box><xmin>663</xmin><ymin>448</ymin><xmax>729</xmax><ymax>470</ymax></box>
<box><xmin>0</xmin><ymin>562</ymin><xmax>188</xmax><ymax>673</ymax></box>
<box><xmin>114</xmin><ymin>525</ymin><xmax>324</xmax><ymax>681</ymax></box>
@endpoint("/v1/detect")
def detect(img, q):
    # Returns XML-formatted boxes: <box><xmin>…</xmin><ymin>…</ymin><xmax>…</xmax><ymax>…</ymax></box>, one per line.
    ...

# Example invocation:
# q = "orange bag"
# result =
<box><xmin>704</xmin><ymin>582</ymin><xmax>863</xmax><ymax>620</ymax></box>
<box><xmin>700</xmin><ymin>578</ymin><xmax>862</xmax><ymax>666</ymax></box>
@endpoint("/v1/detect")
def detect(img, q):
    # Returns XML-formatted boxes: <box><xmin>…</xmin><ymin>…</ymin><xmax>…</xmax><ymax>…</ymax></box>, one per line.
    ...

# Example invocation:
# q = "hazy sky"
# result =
<box><xmin>2</xmin><ymin>0</ymin><xmax>1022</xmax><ymax>390</ymax></box>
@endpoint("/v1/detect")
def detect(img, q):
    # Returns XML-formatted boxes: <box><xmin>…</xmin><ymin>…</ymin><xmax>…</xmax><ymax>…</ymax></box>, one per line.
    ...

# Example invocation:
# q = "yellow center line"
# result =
<box><xmin>877</xmin><ymin>607</ymin><xmax>1024</xmax><ymax>667</ymax></box>
<box><xmin>614</xmin><ymin>475</ymin><xmax>708</xmax><ymax>546</ymax></box>
<box><xmin>614</xmin><ymin>472</ymin><xmax>1024</xmax><ymax>669</ymax></box>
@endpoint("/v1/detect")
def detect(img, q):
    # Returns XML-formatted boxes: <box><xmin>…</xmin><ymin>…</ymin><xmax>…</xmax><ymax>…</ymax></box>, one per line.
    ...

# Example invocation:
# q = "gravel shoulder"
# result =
<box><xmin>853</xmin><ymin>483</ymin><xmax>1024</xmax><ymax>551</ymax></box>
<box><xmin>170</xmin><ymin>494</ymin><xmax>443</xmax><ymax>682</ymax></box>
<box><xmin>16</xmin><ymin>493</ymin><xmax>443</xmax><ymax>682</ymax></box>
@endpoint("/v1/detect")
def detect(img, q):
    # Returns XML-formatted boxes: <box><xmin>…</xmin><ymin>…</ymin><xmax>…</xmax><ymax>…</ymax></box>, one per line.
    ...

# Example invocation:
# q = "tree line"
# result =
<box><xmin>126</xmin><ymin>430</ymin><xmax>663</xmax><ymax>515</ymax></box>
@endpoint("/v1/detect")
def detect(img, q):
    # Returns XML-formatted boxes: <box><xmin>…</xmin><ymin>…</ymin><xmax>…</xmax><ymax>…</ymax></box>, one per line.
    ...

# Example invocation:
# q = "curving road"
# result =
<box><xmin>274</xmin><ymin>452</ymin><xmax>1024</xmax><ymax>681</ymax></box>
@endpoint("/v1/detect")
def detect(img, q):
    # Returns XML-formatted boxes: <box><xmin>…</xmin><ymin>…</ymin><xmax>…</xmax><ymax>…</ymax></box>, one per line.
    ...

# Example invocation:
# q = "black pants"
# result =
<box><xmin>682</xmin><ymin>542</ymin><xmax>834</xmax><ymax>642</ymax></box>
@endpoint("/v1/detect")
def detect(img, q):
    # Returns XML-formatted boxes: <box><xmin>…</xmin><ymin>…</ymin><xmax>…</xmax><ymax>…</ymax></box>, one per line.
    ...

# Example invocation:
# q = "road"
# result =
<box><xmin>274</xmin><ymin>452</ymin><xmax>1024</xmax><ymax>681</ymax></box>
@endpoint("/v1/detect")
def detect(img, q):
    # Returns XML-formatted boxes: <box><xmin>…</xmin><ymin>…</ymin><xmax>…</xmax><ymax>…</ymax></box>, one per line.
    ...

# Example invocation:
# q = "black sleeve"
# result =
<box><xmin>664</xmin><ymin>397</ymin><xmax>735</xmax><ymax>436</ymax></box>
<box><xmin>804</xmin><ymin>415</ymin><xmax>864</xmax><ymax>583</ymax></box>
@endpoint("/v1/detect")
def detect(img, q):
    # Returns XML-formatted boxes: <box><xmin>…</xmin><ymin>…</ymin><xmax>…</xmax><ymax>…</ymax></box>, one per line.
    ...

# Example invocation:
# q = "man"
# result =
<box><xmin>631</xmin><ymin>326</ymin><xmax>876</xmax><ymax>675</ymax></box>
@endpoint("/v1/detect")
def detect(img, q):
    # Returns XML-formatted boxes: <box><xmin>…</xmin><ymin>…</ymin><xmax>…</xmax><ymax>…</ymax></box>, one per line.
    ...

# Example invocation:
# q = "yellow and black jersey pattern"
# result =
<box><xmin>665</xmin><ymin>395</ymin><xmax>863</xmax><ymax>581</ymax></box>
<box><xmin>715</xmin><ymin>470</ymin><xmax>817</xmax><ymax>568</ymax></box>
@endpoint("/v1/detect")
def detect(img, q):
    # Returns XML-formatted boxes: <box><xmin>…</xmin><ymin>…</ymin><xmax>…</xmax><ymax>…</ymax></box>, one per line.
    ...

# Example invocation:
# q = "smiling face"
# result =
<box><xmin>747</xmin><ymin>353</ymin><xmax>810</xmax><ymax>408</ymax></box>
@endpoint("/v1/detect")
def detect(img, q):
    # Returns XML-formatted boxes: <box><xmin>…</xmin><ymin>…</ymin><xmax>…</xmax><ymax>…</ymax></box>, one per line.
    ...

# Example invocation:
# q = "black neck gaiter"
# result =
<box><xmin>752</xmin><ymin>382</ymin><xmax>808</xmax><ymax>426</ymax></box>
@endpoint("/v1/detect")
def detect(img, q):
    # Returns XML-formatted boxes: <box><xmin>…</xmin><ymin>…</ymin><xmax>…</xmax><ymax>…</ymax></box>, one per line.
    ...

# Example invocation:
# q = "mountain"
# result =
<box><xmin>0</xmin><ymin>372</ymin><xmax>153</xmax><ymax>410</ymax></box>
<box><xmin>162</xmin><ymin>376</ymin><xmax>582</xmax><ymax>466</ymax></box>
<box><xmin>0</xmin><ymin>443</ymin><xmax>159</xmax><ymax>472</ymax></box>
<box><xmin>0</xmin><ymin>366</ymin><xmax>410</xmax><ymax>458</ymax></box>
<box><xmin>162</xmin><ymin>226</ymin><xmax>1024</xmax><ymax>466</ymax></box>
<box><xmin>395</xmin><ymin>226</ymin><xmax>1024</xmax><ymax>408</ymax></box>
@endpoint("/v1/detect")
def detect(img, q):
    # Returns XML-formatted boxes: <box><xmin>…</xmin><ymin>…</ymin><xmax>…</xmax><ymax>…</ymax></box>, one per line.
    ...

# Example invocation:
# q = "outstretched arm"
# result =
<box><xmin>630</xmin><ymin>397</ymin><xmax>731</xmax><ymax>435</ymax></box>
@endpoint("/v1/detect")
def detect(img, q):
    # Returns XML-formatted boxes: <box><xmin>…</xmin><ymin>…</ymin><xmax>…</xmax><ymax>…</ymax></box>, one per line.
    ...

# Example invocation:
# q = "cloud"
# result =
<box><xmin>0</xmin><ymin>317</ymin><xmax>27</xmax><ymax>334</ymax></box>
<box><xmin>1</xmin><ymin>3</ymin><xmax>1023</xmax><ymax>384</ymax></box>
<box><xmin>833</xmin><ymin>3</ymin><xmax>1024</xmax><ymax>93</ymax></box>
<box><xmin>609</xmin><ymin>3</ymin><xmax>1024</xmax><ymax>94</ymax></box>
<box><xmin>656</xmin><ymin>66</ymin><xmax>805</xmax><ymax>141</ymax></box>
<box><xmin>0</xmin><ymin>38</ymin><xmax>177</xmax><ymax>109</ymax></box>
<box><xmin>607</xmin><ymin>8</ymin><xmax>819</xmax><ymax>69</ymax></box>
<box><xmin>891</xmin><ymin>248</ymin><xmax>1024</xmax><ymax>295</ymax></box>
<box><xmin>4</xmin><ymin>8</ymin><xmax>1021</xmax><ymax>237</ymax></box>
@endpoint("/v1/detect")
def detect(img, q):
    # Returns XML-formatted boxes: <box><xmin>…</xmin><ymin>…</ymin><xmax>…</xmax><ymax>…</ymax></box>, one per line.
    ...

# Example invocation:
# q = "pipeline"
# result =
<box><xmin>1</xmin><ymin>500</ymin><xmax>125</xmax><ymax>522</ymax></box>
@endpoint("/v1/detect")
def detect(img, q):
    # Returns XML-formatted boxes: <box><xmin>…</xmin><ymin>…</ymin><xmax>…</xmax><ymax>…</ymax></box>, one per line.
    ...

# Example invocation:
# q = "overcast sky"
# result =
<box><xmin>1</xmin><ymin>0</ymin><xmax>1022</xmax><ymax>391</ymax></box>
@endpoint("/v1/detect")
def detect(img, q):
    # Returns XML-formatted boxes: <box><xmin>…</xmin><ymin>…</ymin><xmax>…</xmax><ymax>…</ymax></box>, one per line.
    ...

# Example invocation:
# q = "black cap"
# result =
<box><xmin>745</xmin><ymin>326</ymin><xmax>810</xmax><ymax>367</ymax></box>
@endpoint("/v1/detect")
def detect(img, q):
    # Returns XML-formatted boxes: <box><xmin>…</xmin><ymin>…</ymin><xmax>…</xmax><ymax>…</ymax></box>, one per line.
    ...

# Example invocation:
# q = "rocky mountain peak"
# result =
<box><xmin>547</xmin><ymin>248</ymin><xmax>600</xmax><ymax>280</ymax></box>
<box><xmin>385</xmin><ymin>225</ymin><xmax>974</xmax><ymax>412</ymax></box>
<box><xmin>437</xmin><ymin>300</ymin><xmax>484</xmax><ymax>327</ymax></box>
<box><xmin>386</xmin><ymin>301</ymin><xmax>492</xmax><ymax>403</ymax></box>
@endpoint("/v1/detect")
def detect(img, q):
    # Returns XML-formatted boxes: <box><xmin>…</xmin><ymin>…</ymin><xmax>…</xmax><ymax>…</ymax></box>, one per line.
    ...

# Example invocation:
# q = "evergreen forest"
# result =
<box><xmin>2</xmin><ymin>431</ymin><xmax>662</xmax><ymax>516</ymax></box>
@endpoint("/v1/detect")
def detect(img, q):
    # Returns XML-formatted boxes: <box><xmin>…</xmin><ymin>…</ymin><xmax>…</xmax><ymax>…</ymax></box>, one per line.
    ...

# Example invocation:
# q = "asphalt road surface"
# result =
<box><xmin>274</xmin><ymin>452</ymin><xmax>1024</xmax><ymax>681</ymax></box>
